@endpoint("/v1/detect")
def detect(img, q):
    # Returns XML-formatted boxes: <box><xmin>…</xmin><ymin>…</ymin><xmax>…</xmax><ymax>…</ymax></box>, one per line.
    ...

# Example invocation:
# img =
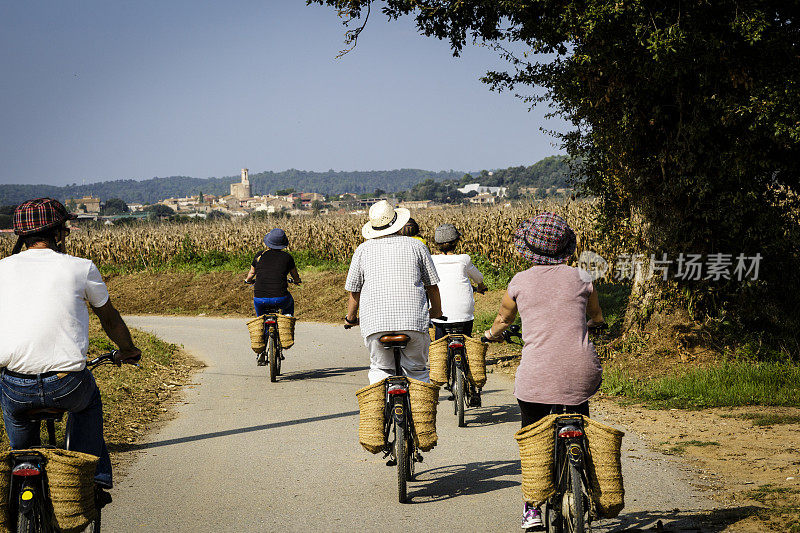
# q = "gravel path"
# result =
<box><xmin>104</xmin><ymin>316</ymin><xmax>719</xmax><ymax>532</ymax></box>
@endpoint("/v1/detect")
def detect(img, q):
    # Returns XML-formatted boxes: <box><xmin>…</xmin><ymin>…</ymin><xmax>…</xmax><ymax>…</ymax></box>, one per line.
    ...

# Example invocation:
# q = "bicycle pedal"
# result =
<box><xmin>415</xmin><ymin>452</ymin><xmax>423</xmax><ymax>463</ymax></box>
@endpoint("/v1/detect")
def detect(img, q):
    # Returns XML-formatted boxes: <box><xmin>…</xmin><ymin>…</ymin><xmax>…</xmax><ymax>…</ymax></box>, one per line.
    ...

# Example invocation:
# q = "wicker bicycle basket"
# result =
<box><xmin>408</xmin><ymin>379</ymin><xmax>440</xmax><ymax>452</ymax></box>
<box><xmin>0</xmin><ymin>454</ymin><xmax>10</xmax><ymax>531</ymax></box>
<box><xmin>583</xmin><ymin>417</ymin><xmax>625</xmax><ymax>518</ymax></box>
<box><xmin>355</xmin><ymin>380</ymin><xmax>386</xmax><ymax>454</ymax></box>
<box><xmin>515</xmin><ymin>414</ymin><xmax>558</xmax><ymax>506</ymax></box>
<box><xmin>276</xmin><ymin>315</ymin><xmax>296</xmax><ymax>349</ymax></box>
<box><xmin>463</xmin><ymin>336</ymin><xmax>487</xmax><ymax>388</ymax></box>
<box><xmin>427</xmin><ymin>337</ymin><xmax>448</xmax><ymax>386</ymax></box>
<box><xmin>43</xmin><ymin>448</ymin><xmax>99</xmax><ymax>533</ymax></box>
<box><xmin>246</xmin><ymin>316</ymin><xmax>265</xmax><ymax>353</ymax></box>
<box><xmin>515</xmin><ymin>414</ymin><xmax>625</xmax><ymax>517</ymax></box>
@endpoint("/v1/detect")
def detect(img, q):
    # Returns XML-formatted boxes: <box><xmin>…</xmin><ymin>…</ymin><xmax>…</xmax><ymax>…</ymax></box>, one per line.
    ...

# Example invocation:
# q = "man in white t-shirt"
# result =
<box><xmin>430</xmin><ymin>224</ymin><xmax>487</xmax><ymax>405</ymax></box>
<box><xmin>0</xmin><ymin>198</ymin><xmax>141</xmax><ymax>491</ymax></box>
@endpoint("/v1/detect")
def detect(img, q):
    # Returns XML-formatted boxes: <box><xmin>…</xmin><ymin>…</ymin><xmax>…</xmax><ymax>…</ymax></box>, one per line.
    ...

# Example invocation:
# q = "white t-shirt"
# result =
<box><xmin>431</xmin><ymin>254</ymin><xmax>484</xmax><ymax>323</ymax></box>
<box><xmin>0</xmin><ymin>249</ymin><xmax>110</xmax><ymax>373</ymax></box>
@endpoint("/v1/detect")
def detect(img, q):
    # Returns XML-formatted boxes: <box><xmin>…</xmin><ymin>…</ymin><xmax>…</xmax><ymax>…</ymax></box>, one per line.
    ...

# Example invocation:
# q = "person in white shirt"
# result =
<box><xmin>0</xmin><ymin>198</ymin><xmax>141</xmax><ymax>492</ymax></box>
<box><xmin>430</xmin><ymin>224</ymin><xmax>487</xmax><ymax>405</ymax></box>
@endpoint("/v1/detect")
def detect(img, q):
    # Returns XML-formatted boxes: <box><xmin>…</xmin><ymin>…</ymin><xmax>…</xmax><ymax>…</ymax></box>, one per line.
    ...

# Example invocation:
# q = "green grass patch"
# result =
<box><xmin>659</xmin><ymin>440</ymin><xmax>720</xmax><ymax>455</ymax></box>
<box><xmin>747</xmin><ymin>484</ymin><xmax>800</xmax><ymax>505</ymax></box>
<box><xmin>98</xmin><ymin>247</ymin><xmax>349</xmax><ymax>276</ymax></box>
<box><xmin>469</xmin><ymin>254</ymin><xmax>519</xmax><ymax>290</ymax></box>
<box><xmin>601</xmin><ymin>361</ymin><xmax>800</xmax><ymax>408</ymax></box>
<box><xmin>720</xmin><ymin>413</ymin><xmax>800</xmax><ymax>426</ymax></box>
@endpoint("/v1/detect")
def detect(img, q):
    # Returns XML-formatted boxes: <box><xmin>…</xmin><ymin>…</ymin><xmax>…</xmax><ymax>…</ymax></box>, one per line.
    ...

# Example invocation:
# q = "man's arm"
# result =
<box><xmin>289</xmin><ymin>267</ymin><xmax>302</xmax><ymax>284</ymax></box>
<box><xmin>91</xmin><ymin>300</ymin><xmax>141</xmax><ymax>363</ymax></box>
<box><xmin>425</xmin><ymin>285</ymin><xmax>443</xmax><ymax>319</ymax></box>
<box><xmin>346</xmin><ymin>291</ymin><xmax>360</xmax><ymax>324</ymax></box>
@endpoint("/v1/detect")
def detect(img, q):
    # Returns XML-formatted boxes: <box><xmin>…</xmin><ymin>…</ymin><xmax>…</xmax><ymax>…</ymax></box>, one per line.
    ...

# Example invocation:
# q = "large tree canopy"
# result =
<box><xmin>310</xmin><ymin>0</ymin><xmax>800</xmax><ymax>351</ymax></box>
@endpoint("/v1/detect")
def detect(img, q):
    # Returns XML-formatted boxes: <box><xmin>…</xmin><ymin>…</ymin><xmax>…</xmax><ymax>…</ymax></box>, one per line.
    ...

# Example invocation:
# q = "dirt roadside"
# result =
<box><xmin>107</xmin><ymin>269</ymin><xmax>800</xmax><ymax>531</ymax></box>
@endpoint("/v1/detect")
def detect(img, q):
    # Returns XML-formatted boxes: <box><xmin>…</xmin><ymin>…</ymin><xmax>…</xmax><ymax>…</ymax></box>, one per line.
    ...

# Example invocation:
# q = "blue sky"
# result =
<box><xmin>0</xmin><ymin>1</ymin><xmax>566</xmax><ymax>185</ymax></box>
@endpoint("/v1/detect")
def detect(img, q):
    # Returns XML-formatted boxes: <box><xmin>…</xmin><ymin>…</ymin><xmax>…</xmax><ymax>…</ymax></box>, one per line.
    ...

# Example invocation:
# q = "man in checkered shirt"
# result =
<box><xmin>345</xmin><ymin>201</ymin><xmax>443</xmax><ymax>383</ymax></box>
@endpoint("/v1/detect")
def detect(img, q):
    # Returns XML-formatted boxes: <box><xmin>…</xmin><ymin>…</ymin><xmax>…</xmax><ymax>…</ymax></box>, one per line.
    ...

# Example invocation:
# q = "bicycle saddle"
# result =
<box><xmin>21</xmin><ymin>407</ymin><xmax>66</xmax><ymax>420</ymax></box>
<box><xmin>379</xmin><ymin>334</ymin><xmax>410</xmax><ymax>346</ymax></box>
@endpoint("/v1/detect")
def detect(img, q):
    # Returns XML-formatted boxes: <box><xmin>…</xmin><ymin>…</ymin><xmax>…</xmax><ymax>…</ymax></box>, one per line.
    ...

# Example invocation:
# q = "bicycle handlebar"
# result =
<box><xmin>87</xmin><ymin>350</ymin><xmax>141</xmax><ymax>369</ymax></box>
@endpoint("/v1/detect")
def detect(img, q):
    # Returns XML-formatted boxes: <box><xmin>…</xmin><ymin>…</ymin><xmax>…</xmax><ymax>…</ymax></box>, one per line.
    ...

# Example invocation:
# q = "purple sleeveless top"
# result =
<box><xmin>508</xmin><ymin>264</ymin><xmax>601</xmax><ymax>405</ymax></box>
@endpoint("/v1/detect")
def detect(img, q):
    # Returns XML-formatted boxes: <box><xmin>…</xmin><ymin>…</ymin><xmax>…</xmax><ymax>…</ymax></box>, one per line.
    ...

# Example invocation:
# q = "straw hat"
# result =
<box><xmin>361</xmin><ymin>200</ymin><xmax>410</xmax><ymax>239</ymax></box>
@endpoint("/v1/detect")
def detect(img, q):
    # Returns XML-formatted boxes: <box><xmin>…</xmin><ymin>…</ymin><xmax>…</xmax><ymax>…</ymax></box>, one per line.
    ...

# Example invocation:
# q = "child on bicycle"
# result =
<box><xmin>430</xmin><ymin>224</ymin><xmax>487</xmax><ymax>405</ymax></box>
<box><xmin>482</xmin><ymin>212</ymin><xmax>605</xmax><ymax>529</ymax></box>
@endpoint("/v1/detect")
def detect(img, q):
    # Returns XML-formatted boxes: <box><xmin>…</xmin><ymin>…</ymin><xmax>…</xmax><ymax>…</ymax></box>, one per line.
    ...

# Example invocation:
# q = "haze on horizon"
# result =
<box><xmin>0</xmin><ymin>1</ymin><xmax>567</xmax><ymax>186</ymax></box>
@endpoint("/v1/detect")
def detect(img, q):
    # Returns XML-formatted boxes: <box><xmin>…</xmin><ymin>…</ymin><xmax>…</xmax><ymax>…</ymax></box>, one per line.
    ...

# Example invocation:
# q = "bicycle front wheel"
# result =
<box><xmin>395</xmin><ymin>423</ymin><xmax>408</xmax><ymax>503</ymax></box>
<box><xmin>454</xmin><ymin>365</ymin><xmax>466</xmax><ymax>427</ymax></box>
<box><xmin>267</xmin><ymin>332</ymin><xmax>278</xmax><ymax>382</ymax></box>
<box><xmin>565</xmin><ymin>462</ymin><xmax>586</xmax><ymax>533</ymax></box>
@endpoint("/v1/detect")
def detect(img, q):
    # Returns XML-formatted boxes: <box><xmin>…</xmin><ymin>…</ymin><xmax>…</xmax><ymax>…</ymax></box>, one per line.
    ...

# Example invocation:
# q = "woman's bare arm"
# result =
<box><xmin>586</xmin><ymin>288</ymin><xmax>605</xmax><ymax>325</ymax></box>
<box><xmin>245</xmin><ymin>266</ymin><xmax>256</xmax><ymax>283</ymax></box>
<box><xmin>484</xmin><ymin>291</ymin><xmax>518</xmax><ymax>340</ymax></box>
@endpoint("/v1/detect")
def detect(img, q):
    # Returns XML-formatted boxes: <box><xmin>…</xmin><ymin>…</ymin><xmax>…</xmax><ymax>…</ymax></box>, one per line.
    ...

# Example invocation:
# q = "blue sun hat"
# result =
<box><xmin>263</xmin><ymin>228</ymin><xmax>289</xmax><ymax>249</ymax></box>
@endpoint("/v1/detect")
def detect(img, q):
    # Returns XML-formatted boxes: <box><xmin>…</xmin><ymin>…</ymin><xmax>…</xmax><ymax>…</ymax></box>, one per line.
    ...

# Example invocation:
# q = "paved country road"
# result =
<box><xmin>105</xmin><ymin>316</ymin><xmax>719</xmax><ymax>532</ymax></box>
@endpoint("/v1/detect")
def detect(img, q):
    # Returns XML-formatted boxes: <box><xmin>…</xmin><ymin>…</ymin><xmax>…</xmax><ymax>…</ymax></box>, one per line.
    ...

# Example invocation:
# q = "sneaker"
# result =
<box><xmin>468</xmin><ymin>389</ymin><xmax>482</xmax><ymax>407</ymax></box>
<box><xmin>521</xmin><ymin>503</ymin><xmax>543</xmax><ymax>529</ymax></box>
<box><xmin>95</xmin><ymin>486</ymin><xmax>113</xmax><ymax>509</ymax></box>
<box><xmin>256</xmin><ymin>352</ymin><xmax>266</xmax><ymax>366</ymax></box>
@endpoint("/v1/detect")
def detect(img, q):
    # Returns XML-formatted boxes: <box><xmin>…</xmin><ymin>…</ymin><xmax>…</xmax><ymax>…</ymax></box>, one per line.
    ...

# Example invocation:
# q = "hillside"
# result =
<box><xmin>0</xmin><ymin>156</ymin><xmax>576</xmax><ymax>205</ymax></box>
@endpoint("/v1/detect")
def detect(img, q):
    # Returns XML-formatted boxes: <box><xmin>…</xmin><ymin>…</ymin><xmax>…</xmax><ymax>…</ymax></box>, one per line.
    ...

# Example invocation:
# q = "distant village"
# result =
<box><xmin>64</xmin><ymin>168</ymin><xmax>572</xmax><ymax>224</ymax></box>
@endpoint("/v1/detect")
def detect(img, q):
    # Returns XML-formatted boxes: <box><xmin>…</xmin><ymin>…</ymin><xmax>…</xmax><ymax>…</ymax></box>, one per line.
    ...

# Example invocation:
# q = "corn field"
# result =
<box><xmin>0</xmin><ymin>199</ymin><xmax>615</xmax><ymax>269</ymax></box>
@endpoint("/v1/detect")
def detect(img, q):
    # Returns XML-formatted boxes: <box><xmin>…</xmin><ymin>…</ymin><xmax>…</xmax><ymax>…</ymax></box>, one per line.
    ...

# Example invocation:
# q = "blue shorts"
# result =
<box><xmin>254</xmin><ymin>293</ymin><xmax>294</xmax><ymax>316</ymax></box>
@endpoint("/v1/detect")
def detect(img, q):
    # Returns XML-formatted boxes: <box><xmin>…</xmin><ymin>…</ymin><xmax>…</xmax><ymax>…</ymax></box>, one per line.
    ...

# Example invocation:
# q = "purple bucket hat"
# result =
<box><xmin>513</xmin><ymin>212</ymin><xmax>577</xmax><ymax>264</ymax></box>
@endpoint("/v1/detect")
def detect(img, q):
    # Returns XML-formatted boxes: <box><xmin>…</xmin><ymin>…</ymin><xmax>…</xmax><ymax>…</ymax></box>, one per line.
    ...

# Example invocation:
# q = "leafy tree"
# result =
<box><xmin>309</xmin><ymin>0</ymin><xmax>800</xmax><ymax>351</ymax></box>
<box><xmin>102</xmin><ymin>198</ymin><xmax>128</xmax><ymax>215</ymax></box>
<box><xmin>206</xmin><ymin>210</ymin><xmax>231</xmax><ymax>221</ymax></box>
<box><xmin>275</xmin><ymin>188</ymin><xmax>296</xmax><ymax>196</ymax></box>
<box><xmin>143</xmin><ymin>204</ymin><xmax>175</xmax><ymax>218</ymax></box>
<box><xmin>0</xmin><ymin>214</ymin><xmax>11</xmax><ymax>229</ymax></box>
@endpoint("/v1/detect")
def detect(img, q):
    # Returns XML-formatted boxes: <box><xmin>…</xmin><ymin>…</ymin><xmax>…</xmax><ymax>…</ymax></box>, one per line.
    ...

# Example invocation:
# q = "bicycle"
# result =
<box><xmin>500</xmin><ymin>323</ymin><xmax>608</xmax><ymax>533</ymax></box>
<box><xmin>245</xmin><ymin>279</ymin><xmax>296</xmax><ymax>382</ymax></box>
<box><xmin>345</xmin><ymin>319</ymin><xmax>420</xmax><ymax>504</ymax></box>
<box><xmin>438</xmin><ymin>322</ymin><xmax>475</xmax><ymax>427</ymax></box>
<box><xmin>6</xmin><ymin>351</ymin><xmax>139</xmax><ymax>533</ymax></box>
<box><xmin>377</xmin><ymin>333</ymin><xmax>420</xmax><ymax>504</ymax></box>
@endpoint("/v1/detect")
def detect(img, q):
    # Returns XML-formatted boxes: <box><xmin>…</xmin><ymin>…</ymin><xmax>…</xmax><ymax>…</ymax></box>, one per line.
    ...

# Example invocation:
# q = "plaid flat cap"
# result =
<box><xmin>513</xmin><ymin>212</ymin><xmax>576</xmax><ymax>264</ymax></box>
<box><xmin>13</xmin><ymin>198</ymin><xmax>77</xmax><ymax>236</ymax></box>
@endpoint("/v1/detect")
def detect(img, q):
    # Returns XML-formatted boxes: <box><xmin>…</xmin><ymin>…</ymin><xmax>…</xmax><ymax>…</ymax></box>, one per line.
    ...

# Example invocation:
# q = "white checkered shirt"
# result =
<box><xmin>345</xmin><ymin>235</ymin><xmax>440</xmax><ymax>338</ymax></box>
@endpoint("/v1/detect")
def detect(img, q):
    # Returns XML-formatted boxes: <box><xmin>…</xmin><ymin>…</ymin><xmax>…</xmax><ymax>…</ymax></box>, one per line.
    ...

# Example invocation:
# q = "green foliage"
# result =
<box><xmin>143</xmin><ymin>204</ymin><xmax>175</xmax><ymax>217</ymax></box>
<box><xmin>310</xmin><ymin>0</ymin><xmax>800</xmax><ymax>353</ymax></box>
<box><xmin>101</xmin><ymin>198</ymin><xmax>128</xmax><ymax>215</ymax></box>
<box><xmin>601</xmin><ymin>361</ymin><xmax>800</xmax><ymax>408</ymax></box>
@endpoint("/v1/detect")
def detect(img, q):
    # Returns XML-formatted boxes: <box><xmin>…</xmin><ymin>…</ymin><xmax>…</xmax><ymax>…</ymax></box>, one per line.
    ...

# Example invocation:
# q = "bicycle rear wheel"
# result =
<box><xmin>267</xmin><ymin>332</ymin><xmax>278</xmax><ymax>382</ymax></box>
<box><xmin>395</xmin><ymin>423</ymin><xmax>408</xmax><ymax>503</ymax></box>
<box><xmin>565</xmin><ymin>462</ymin><xmax>585</xmax><ymax>533</ymax></box>
<box><xmin>454</xmin><ymin>364</ymin><xmax>466</xmax><ymax>427</ymax></box>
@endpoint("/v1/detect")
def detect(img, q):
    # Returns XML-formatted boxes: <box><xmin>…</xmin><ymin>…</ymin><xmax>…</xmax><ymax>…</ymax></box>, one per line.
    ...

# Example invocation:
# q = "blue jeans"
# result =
<box><xmin>254</xmin><ymin>293</ymin><xmax>294</xmax><ymax>316</ymax></box>
<box><xmin>1</xmin><ymin>368</ymin><xmax>112</xmax><ymax>488</ymax></box>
